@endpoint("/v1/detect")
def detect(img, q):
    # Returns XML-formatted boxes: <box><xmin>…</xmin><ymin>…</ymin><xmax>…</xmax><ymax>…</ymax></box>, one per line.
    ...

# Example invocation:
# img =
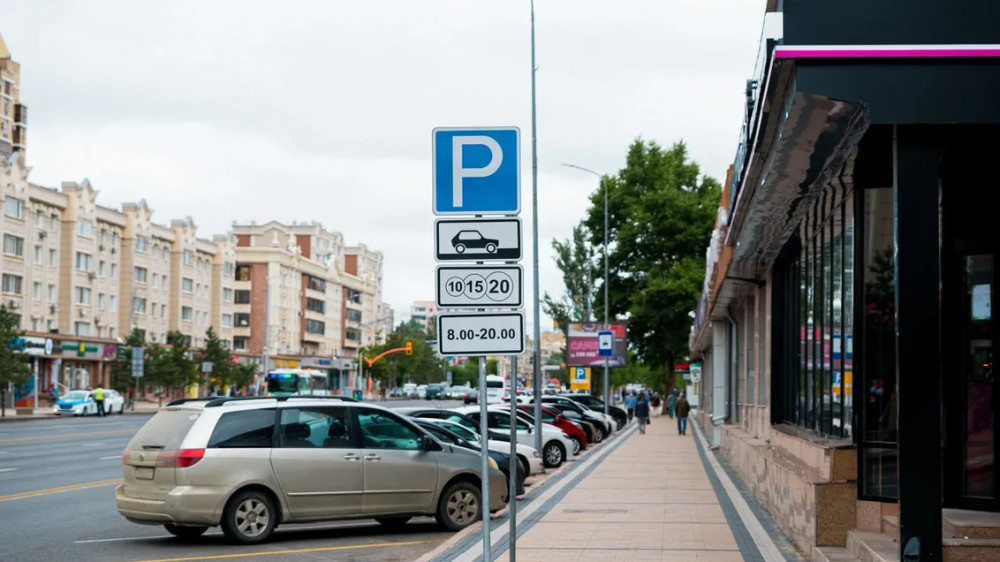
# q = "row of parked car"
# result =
<box><xmin>114</xmin><ymin>392</ymin><xmax>628</xmax><ymax>544</ymax></box>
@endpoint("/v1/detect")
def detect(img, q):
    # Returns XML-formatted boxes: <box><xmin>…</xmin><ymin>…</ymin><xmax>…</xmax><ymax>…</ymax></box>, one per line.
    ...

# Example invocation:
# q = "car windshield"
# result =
<box><xmin>64</xmin><ymin>391</ymin><xmax>89</xmax><ymax>401</ymax></box>
<box><xmin>444</xmin><ymin>423</ymin><xmax>479</xmax><ymax>442</ymax></box>
<box><xmin>427</xmin><ymin>385</ymin><xmax>441</xmax><ymax>391</ymax></box>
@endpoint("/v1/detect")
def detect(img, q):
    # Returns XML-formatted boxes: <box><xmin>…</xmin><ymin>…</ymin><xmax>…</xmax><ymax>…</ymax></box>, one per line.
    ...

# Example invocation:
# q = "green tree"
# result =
<box><xmin>231</xmin><ymin>362</ymin><xmax>257</xmax><ymax>392</ymax></box>
<box><xmin>202</xmin><ymin>326</ymin><xmax>233</xmax><ymax>389</ymax></box>
<box><xmin>360</xmin><ymin>321</ymin><xmax>448</xmax><ymax>389</ymax></box>
<box><xmin>582</xmin><ymin>139</ymin><xmax>720</xmax><ymax>388</ymax></box>
<box><xmin>0</xmin><ymin>306</ymin><xmax>32</xmax><ymax>417</ymax></box>
<box><xmin>543</xmin><ymin>224</ymin><xmax>599</xmax><ymax>331</ymax></box>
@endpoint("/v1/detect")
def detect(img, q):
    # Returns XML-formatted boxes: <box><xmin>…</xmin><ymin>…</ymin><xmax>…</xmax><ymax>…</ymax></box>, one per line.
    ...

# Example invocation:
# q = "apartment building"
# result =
<box><xmin>167</xmin><ymin>219</ymin><xmax>219</xmax><ymax>348</ymax></box>
<box><xmin>0</xmin><ymin>34</ymin><xmax>26</xmax><ymax>159</ymax></box>
<box><xmin>410</xmin><ymin>300</ymin><xmax>437</xmax><ymax>334</ymax></box>
<box><xmin>210</xmin><ymin>234</ymin><xmax>236</xmax><ymax>347</ymax></box>
<box><xmin>119</xmin><ymin>200</ymin><xmax>174</xmax><ymax>344</ymax></box>
<box><xmin>344</xmin><ymin>244</ymin><xmax>383</xmax><ymax>350</ymax></box>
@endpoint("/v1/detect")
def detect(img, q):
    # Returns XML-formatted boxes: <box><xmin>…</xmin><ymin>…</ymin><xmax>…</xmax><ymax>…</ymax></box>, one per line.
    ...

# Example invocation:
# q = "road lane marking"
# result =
<box><xmin>130</xmin><ymin>540</ymin><xmax>436</xmax><ymax>561</ymax></box>
<box><xmin>0</xmin><ymin>467</ymin><xmax>16</xmax><ymax>472</ymax></box>
<box><xmin>0</xmin><ymin>478</ymin><xmax>121</xmax><ymax>502</ymax></box>
<box><xmin>0</xmin><ymin>429</ymin><xmax>133</xmax><ymax>444</ymax></box>
<box><xmin>82</xmin><ymin>442</ymin><xmax>106</xmax><ymax>447</ymax></box>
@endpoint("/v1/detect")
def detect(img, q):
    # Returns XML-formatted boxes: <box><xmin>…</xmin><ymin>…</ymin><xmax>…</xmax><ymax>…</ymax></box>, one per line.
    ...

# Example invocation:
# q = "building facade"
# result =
<box><xmin>689</xmin><ymin>2</ymin><xmax>1000</xmax><ymax>560</ymax></box>
<box><xmin>410</xmin><ymin>300</ymin><xmax>437</xmax><ymax>334</ymax></box>
<box><xmin>0</xmin><ymin>34</ymin><xmax>26</xmax><ymax>159</ymax></box>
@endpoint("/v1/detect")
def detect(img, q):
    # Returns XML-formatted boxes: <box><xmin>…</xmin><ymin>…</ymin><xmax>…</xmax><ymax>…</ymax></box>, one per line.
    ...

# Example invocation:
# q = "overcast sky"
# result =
<box><xmin>4</xmin><ymin>0</ymin><xmax>766</xmax><ymax>332</ymax></box>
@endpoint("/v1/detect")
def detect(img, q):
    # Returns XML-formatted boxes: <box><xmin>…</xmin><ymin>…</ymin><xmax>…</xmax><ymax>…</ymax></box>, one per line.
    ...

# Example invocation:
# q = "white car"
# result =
<box><xmin>428</xmin><ymin>418</ymin><xmax>545</xmax><ymax>476</ymax></box>
<box><xmin>53</xmin><ymin>389</ymin><xmax>125</xmax><ymax>416</ymax></box>
<box><xmin>452</xmin><ymin>406</ymin><xmax>577</xmax><ymax>469</ymax></box>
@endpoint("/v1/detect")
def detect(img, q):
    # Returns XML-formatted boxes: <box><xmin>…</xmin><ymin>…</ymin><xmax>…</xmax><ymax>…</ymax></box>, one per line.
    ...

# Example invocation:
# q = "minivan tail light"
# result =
<box><xmin>157</xmin><ymin>449</ymin><xmax>206</xmax><ymax>468</ymax></box>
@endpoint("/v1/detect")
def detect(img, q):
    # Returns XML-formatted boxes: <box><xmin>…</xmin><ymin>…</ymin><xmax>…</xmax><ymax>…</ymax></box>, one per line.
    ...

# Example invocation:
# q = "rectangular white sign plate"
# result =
<box><xmin>436</xmin><ymin>265</ymin><xmax>523</xmax><ymax>308</ymax></box>
<box><xmin>437</xmin><ymin>312</ymin><xmax>525</xmax><ymax>356</ymax></box>
<box><xmin>434</xmin><ymin>218</ymin><xmax>522</xmax><ymax>262</ymax></box>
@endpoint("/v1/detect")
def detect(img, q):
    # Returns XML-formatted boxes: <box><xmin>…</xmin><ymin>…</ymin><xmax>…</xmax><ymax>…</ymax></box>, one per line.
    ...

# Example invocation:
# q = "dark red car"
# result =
<box><xmin>518</xmin><ymin>404</ymin><xmax>588</xmax><ymax>453</ymax></box>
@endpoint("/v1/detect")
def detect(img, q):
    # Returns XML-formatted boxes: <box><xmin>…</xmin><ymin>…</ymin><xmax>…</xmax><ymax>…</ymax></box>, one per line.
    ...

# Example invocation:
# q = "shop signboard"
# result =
<box><xmin>566</xmin><ymin>322</ymin><xmax>627</xmax><ymax>367</ymax></box>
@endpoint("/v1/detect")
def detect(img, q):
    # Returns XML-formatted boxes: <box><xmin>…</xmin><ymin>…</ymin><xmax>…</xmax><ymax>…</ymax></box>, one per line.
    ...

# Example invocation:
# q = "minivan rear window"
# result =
<box><xmin>129</xmin><ymin>410</ymin><xmax>201</xmax><ymax>451</ymax></box>
<box><xmin>208</xmin><ymin>409</ymin><xmax>276</xmax><ymax>448</ymax></box>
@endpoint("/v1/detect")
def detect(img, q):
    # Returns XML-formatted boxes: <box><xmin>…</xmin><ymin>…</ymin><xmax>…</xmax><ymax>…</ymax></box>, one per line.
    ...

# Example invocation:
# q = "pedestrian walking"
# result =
<box><xmin>635</xmin><ymin>394</ymin><xmax>650</xmax><ymax>435</ymax></box>
<box><xmin>666</xmin><ymin>389</ymin><xmax>678</xmax><ymax>418</ymax></box>
<box><xmin>650</xmin><ymin>393</ymin><xmax>661</xmax><ymax>417</ymax></box>
<box><xmin>625</xmin><ymin>392</ymin><xmax>637</xmax><ymax>423</ymax></box>
<box><xmin>92</xmin><ymin>384</ymin><xmax>106</xmax><ymax>417</ymax></box>
<box><xmin>380</xmin><ymin>385</ymin><xmax>387</xmax><ymax>401</ymax></box>
<box><xmin>676</xmin><ymin>391</ymin><xmax>690</xmax><ymax>435</ymax></box>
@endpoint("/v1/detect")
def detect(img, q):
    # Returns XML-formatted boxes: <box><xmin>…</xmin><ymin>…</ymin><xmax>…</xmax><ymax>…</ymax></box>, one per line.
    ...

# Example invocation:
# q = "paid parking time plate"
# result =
<box><xmin>436</xmin><ymin>312</ymin><xmax>525</xmax><ymax>357</ymax></box>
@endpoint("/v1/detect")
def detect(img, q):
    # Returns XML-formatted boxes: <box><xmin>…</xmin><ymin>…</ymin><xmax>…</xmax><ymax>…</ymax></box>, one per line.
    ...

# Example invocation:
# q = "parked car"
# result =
<box><xmin>416</xmin><ymin>385</ymin><xmax>428</xmax><ymax>399</ymax></box>
<box><xmin>116</xmin><ymin>396</ymin><xmax>507</xmax><ymax>544</ymax></box>
<box><xmin>452</xmin><ymin>406</ymin><xmax>576</xmax><ymax>469</ymax></box>
<box><xmin>461</xmin><ymin>388</ymin><xmax>479</xmax><ymax>404</ymax></box>
<box><xmin>542</xmin><ymin>403</ymin><xmax>600</xmax><ymax>444</ymax></box>
<box><xmin>395</xmin><ymin>408</ymin><xmax>543</xmax><ymax>475</ymax></box>
<box><xmin>411</xmin><ymin>418</ymin><xmax>525</xmax><ymax>496</ymax></box>
<box><xmin>418</xmin><ymin>417</ymin><xmax>545</xmax><ymax>477</ymax></box>
<box><xmin>53</xmin><ymin>389</ymin><xmax>100</xmax><ymax>416</ymax></box>
<box><xmin>560</xmin><ymin>393</ymin><xmax>628</xmax><ymax>429</ymax></box>
<box><xmin>535</xmin><ymin>396</ymin><xmax>616</xmax><ymax>438</ymax></box>
<box><xmin>516</xmin><ymin>405</ymin><xmax>587</xmax><ymax>455</ymax></box>
<box><xmin>425</xmin><ymin>384</ymin><xmax>444</xmax><ymax>400</ymax></box>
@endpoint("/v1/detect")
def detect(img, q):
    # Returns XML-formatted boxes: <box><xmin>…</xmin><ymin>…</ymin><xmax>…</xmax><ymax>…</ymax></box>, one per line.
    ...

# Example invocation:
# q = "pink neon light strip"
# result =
<box><xmin>775</xmin><ymin>47</ymin><xmax>1000</xmax><ymax>59</ymax></box>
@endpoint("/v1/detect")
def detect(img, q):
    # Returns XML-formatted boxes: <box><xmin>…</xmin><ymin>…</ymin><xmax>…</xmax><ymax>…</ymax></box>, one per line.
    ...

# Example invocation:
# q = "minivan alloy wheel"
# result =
<box><xmin>236</xmin><ymin>498</ymin><xmax>270</xmax><ymax>537</ymax></box>
<box><xmin>447</xmin><ymin>489</ymin><xmax>478</xmax><ymax>525</ymax></box>
<box><xmin>222</xmin><ymin>490</ymin><xmax>277</xmax><ymax>544</ymax></box>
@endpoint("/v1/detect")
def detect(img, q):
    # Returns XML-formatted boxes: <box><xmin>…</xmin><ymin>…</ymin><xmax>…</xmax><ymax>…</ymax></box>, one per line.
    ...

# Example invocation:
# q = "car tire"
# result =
<box><xmin>542</xmin><ymin>441</ymin><xmax>565</xmax><ymax>468</ymax></box>
<box><xmin>221</xmin><ymin>489</ymin><xmax>277</xmax><ymax>544</ymax></box>
<box><xmin>119</xmin><ymin>404</ymin><xmax>125</xmax><ymax>415</ymax></box>
<box><xmin>455</xmin><ymin>244</ymin><xmax>466</xmax><ymax>254</ymax></box>
<box><xmin>164</xmin><ymin>524</ymin><xmax>208</xmax><ymax>539</ymax></box>
<box><xmin>569</xmin><ymin>436</ymin><xmax>582</xmax><ymax>456</ymax></box>
<box><xmin>485</xmin><ymin>243</ymin><xmax>497</xmax><ymax>253</ymax></box>
<box><xmin>593</xmin><ymin>426</ymin><xmax>605</xmax><ymax>443</ymax></box>
<box><xmin>516</xmin><ymin>455</ymin><xmax>530</xmax><ymax>477</ymax></box>
<box><xmin>436</xmin><ymin>481</ymin><xmax>481</xmax><ymax>532</ymax></box>
<box><xmin>375</xmin><ymin>516</ymin><xmax>411</xmax><ymax>528</ymax></box>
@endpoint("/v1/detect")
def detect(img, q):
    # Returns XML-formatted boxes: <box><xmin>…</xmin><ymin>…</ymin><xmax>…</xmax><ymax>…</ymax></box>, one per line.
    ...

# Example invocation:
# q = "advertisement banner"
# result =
<box><xmin>567</xmin><ymin>322</ymin><xmax>626</xmax><ymax>367</ymax></box>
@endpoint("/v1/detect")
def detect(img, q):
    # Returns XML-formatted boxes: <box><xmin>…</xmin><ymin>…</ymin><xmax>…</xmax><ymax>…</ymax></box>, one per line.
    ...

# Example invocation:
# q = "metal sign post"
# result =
<box><xmin>509</xmin><ymin>356</ymin><xmax>518</xmax><ymax>559</ymax></box>
<box><xmin>478</xmin><ymin>358</ymin><xmax>491</xmax><ymax>560</ymax></box>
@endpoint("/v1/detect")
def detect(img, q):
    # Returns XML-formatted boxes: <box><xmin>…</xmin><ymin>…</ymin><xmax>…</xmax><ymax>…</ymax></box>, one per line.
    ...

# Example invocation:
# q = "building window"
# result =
<box><xmin>4</xmin><ymin>197</ymin><xmax>24</xmax><ymax>218</ymax></box>
<box><xmin>49</xmin><ymin>214</ymin><xmax>58</xmax><ymax>231</ymax></box>
<box><xmin>235</xmin><ymin>265</ymin><xmax>251</xmax><ymax>281</ymax></box>
<box><xmin>233</xmin><ymin>337</ymin><xmax>248</xmax><ymax>351</ymax></box>
<box><xmin>76</xmin><ymin>220</ymin><xmax>93</xmax><ymax>237</ymax></box>
<box><xmin>222</xmin><ymin>313</ymin><xmax>232</xmax><ymax>328</ymax></box>
<box><xmin>183</xmin><ymin>250</ymin><xmax>192</xmax><ymax>265</ymax></box>
<box><xmin>346</xmin><ymin>288</ymin><xmax>361</xmax><ymax>304</ymax></box>
<box><xmin>110</xmin><ymin>295</ymin><xmax>118</xmax><ymax>312</ymax></box>
<box><xmin>235</xmin><ymin>313</ymin><xmax>250</xmax><ymax>327</ymax></box>
<box><xmin>777</xmin><ymin>185</ymin><xmax>854</xmax><ymax>439</ymax></box>
<box><xmin>75</xmin><ymin>287</ymin><xmax>92</xmax><ymax>305</ymax></box>
<box><xmin>2</xmin><ymin>274</ymin><xmax>23</xmax><ymax>294</ymax></box>
<box><xmin>32</xmin><ymin>282</ymin><xmax>41</xmax><ymax>300</ymax></box>
<box><xmin>34</xmin><ymin>245</ymin><xmax>43</xmax><ymax>265</ymax></box>
<box><xmin>111</xmin><ymin>264</ymin><xmax>118</xmax><ymax>279</ymax></box>
<box><xmin>98</xmin><ymin>293</ymin><xmax>106</xmax><ymax>310</ymax></box>
<box><xmin>48</xmin><ymin>284</ymin><xmax>56</xmax><ymax>303</ymax></box>
<box><xmin>74</xmin><ymin>322</ymin><xmax>90</xmax><ymax>336</ymax></box>
<box><xmin>135</xmin><ymin>267</ymin><xmax>148</xmax><ymax>283</ymax></box>
<box><xmin>306</xmin><ymin>297</ymin><xmax>325</xmax><ymax>314</ymax></box>
<box><xmin>75</xmin><ymin>252</ymin><xmax>92</xmax><ymax>271</ymax></box>
<box><xmin>224</xmin><ymin>263</ymin><xmax>234</xmax><ymax>276</ymax></box>
<box><xmin>133</xmin><ymin>297</ymin><xmax>147</xmax><ymax>314</ymax></box>
<box><xmin>223</xmin><ymin>288</ymin><xmax>233</xmax><ymax>302</ymax></box>
<box><xmin>135</xmin><ymin>236</ymin><xmax>148</xmax><ymax>252</ymax></box>
<box><xmin>49</xmin><ymin>249</ymin><xmax>57</xmax><ymax>267</ymax></box>
<box><xmin>307</xmin><ymin>275</ymin><xmax>326</xmax><ymax>292</ymax></box>
<box><xmin>3</xmin><ymin>234</ymin><xmax>24</xmax><ymax>257</ymax></box>
<box><xmin>99</xmin><ymin>261</ymin><xmax>106</xmax><ymax>277</ymax></box>
<box><xmin>182</xmin><ymin>306</ymin><xmax>192</xmax><ymax>321</ymax></box>
<box><xmin>346</xmin><ymin>328</ymin><xmax>361</xmax><ymax>341</ymax></box>
<box><xmin>306</xmin><ymin>319</ymin><xmax>325</xmax><ymax>335</ymax></box>
<box><xmin>35</xmin><ymin>209</ymin><xmax>45</xmax><ymax>228</ymax></box>
<box><xmin>347</xmin><ymin>309</ymin><xmax>362</xmax><ymax>323</ymax></box>
<box><xmin>152</xmin><ymin>273</ymin><xmax>158</xmax><ymax>287</ymax></box>
<box><xmin>234</xmin><ymin>290</ymin><xmax>251</xmax><ymax>304</ymax></box>
<box><xmin>182</xmin><ymin>278</ymin><xmax>193</xmax><ymax>293</ymax></box>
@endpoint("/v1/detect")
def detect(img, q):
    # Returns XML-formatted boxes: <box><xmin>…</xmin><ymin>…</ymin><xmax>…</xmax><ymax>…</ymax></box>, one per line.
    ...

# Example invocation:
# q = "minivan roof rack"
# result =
<box><xmin>165</xmin><ymin>395</ymin><xmax>357</xmax><ymax>408</ymax></box>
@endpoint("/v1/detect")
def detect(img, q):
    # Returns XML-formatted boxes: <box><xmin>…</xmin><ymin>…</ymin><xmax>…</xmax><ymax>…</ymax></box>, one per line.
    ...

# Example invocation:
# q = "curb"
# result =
<box><xmin>0</xmin><ymin>408</ymin><xmax>159</xmax><ymax>423</ymax></box>
<box><xmin>414</xmin><ymin>424</ymin><xmax>632</xmax><ymax>562</ymax></box>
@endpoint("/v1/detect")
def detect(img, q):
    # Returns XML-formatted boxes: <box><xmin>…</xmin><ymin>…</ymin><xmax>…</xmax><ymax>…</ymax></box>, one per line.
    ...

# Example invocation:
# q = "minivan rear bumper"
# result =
<box><xmin>116</xmin><ymin>484</ymin><xmax>227</xmax><ymax>526</ymax></box>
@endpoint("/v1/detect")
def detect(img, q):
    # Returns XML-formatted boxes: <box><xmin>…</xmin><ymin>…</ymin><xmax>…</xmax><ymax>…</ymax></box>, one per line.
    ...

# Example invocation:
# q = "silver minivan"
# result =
<box><xmin>116</xmin><ymin>396</ymin><xmax>507</xmax><ymax>544</ymax></box>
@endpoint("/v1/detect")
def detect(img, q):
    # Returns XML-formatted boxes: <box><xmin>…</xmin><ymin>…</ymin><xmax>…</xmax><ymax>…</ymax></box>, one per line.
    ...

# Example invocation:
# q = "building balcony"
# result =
<box><xmin>302</xmin><ymin>331</ymin><xmax>324</xmax><ymax>343</ymax></box>
<box><xmin>14</xmin><ymin>103</ymin><xmax>26</xmax><ymax>126</ymax></box>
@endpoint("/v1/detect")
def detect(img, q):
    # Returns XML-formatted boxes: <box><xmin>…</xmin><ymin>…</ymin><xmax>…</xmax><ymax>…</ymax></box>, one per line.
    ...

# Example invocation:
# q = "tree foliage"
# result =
<box><xmin>0</xmin><ymin>306</ymin><xmax>32</xmax><ymax>416</ymax></box>
<box><xmin>360</xmin><ymin>321</ymin><xmax>447</xmax><ymax>387</ymax></box>
<box><xmin>542</xmin><ymin>224</ymin><xmax>599</xmax><ymax>331</ymax></box>
<box><xmin>109</xmin><ymin>328</ymin><xmax>146</xmax><ymax>393</ymax></box>
<box><xmin>579</xmin><ymin>139</ymin><xmax>720</xmax><ymax>382</ymax></box>
<box><xmin>202</xmin><ymin>326</ymin><xmax>233</xmax><ymax>389</ymax></box>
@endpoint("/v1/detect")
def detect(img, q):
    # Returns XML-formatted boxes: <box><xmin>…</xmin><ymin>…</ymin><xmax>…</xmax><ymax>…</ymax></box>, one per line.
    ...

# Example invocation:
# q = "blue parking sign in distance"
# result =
<box><xmin>433</xmin><ymin>127</ymin><xmax>520</xmax><ymax>215</ymax></box>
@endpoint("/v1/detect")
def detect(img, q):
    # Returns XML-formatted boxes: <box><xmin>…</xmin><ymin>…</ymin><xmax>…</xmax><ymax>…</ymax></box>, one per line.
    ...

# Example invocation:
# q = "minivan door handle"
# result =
<box><xmin>364</xmin><ymin>454</ymin><xmax>381</xmax><ymax>462</ymax></box>
<box><xmin>343</xmin><ymin>453</ymin><xmax>360</xmax><ymax>462</ymax></box>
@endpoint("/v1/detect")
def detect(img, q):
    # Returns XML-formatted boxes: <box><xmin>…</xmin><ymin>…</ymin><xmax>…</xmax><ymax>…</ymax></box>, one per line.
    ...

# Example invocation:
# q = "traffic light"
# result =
<box><xmin>405</xmin><ymin>341</ymin><xmax>413</xmax><ymax>355</ymax></box>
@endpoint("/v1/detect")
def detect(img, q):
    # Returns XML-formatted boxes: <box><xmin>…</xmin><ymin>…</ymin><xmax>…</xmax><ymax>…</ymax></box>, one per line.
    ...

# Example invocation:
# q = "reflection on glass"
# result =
<box><xmin>842</xmin><ymin>194</ymin><xmax>854</xmax><ymax>437</ymax></box>
<box><xmin>964</xmin><ymin>254</ymin><xmax>994</xmax><ymax>498</ymax></box>
<box><xmin>862</xmin><ymin>188</ymin><xmax>896</xmax><ymax>443</ymax></box>
<box><xmin>863</xmin><ymin>447</ymin><xmax>899</xmax><ymax>499</ymax></box>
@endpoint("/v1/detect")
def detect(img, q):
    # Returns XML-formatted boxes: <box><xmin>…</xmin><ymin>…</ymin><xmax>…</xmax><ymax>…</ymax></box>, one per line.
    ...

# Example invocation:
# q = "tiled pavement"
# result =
<box><xmin>511</xmin><ymin>415</ymin><xmax>746</xmax><ymax>562</ymax></box>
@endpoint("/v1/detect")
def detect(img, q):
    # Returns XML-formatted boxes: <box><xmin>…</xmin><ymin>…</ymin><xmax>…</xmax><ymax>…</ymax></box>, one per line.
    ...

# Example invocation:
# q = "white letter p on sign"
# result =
<box><xmin>452</xmin><ymin>136</ymin><xmax>502</xmax><ymax>208</ymax></box>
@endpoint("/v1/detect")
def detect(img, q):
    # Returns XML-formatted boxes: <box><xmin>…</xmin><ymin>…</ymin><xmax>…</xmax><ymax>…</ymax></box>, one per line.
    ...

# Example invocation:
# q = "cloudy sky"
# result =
<box><xmin>4</xmin><ymin>0</ymin><xmax>766</xmax><ymax>331</ymax></box>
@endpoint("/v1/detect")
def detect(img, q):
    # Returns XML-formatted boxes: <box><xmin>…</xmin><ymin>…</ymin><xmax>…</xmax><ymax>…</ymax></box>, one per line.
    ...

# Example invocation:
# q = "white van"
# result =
<box><xmin>485</xmin><ymin>375</ymin><xmax>505</xmax><ymax>404</ymax></box>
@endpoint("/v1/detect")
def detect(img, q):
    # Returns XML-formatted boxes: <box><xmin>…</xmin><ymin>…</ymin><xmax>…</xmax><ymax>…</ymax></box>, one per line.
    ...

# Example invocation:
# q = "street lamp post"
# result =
<box><xmin>562</xmin><ymin>163</ymin><xmax>611</xmax><ymax>418</ymax></box>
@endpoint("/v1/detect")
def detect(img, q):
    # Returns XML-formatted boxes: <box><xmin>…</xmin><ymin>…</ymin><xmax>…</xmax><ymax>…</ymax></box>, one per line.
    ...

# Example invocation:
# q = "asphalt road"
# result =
<box><xmin>0</xmin><ymin>398</ymin><xmax>475</xmax><ymax>562</ymax></box>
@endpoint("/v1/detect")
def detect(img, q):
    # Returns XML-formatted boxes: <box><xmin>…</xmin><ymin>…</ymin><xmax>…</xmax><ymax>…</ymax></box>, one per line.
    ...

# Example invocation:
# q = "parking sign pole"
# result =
<box><xmin>509</xmin><ymin>356</ymin><xmax>518</xmax><ymax>559</ymax></box>
<box><xmin>478</xmin><ymin>358</ymin><xmax>491</xmax><ymax>560</ymax></box>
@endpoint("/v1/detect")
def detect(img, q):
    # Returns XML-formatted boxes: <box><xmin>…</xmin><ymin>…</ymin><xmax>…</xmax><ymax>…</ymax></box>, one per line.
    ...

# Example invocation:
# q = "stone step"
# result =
<box><xmin>847</xmin><ymin>530</ymin><xmax>901</xmax><ymax>562</ymax></box>
<box><xmin>881</xmin><ymin>515</ymin><xmax>899</xmax><ymax>542</ymax></box>
<box><xmin>943</xmin><ymin>508</ymin><xmax>1000</xmax><ymax>540</ymax></box>
<box><xmin>813</xmin><ymin>546</ymin><xmax>862</xmax><ymax>562</ymax></box>
<box><xmin>942</xmin><ymin>537</ymin><xmax>1000</xmax><ymax>562</ymax></box>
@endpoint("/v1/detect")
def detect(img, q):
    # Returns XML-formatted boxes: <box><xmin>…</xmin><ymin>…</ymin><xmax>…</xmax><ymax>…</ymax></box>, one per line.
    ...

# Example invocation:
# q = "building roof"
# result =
<box><xmin>0</xmin><ymin>34</ymin><xmax>9</xmax><ymax>59</ymax></box>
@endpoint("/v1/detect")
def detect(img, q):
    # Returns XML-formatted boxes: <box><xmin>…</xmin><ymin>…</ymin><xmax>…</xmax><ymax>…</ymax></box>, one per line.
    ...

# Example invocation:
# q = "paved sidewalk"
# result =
<box><xmin>513</xmin><ymin>415</ymin><xmax>743</xmax><ymax>561</ymax></box>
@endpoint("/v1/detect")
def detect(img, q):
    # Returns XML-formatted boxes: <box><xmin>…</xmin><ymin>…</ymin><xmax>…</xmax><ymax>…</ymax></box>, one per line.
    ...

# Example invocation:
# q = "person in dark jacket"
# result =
<box><xmin>634</xmin><ymin>394</ymin><xmax>651</xmax><ymax>435</ymax></box>
<box><xmin>675</xmin><ymin>392</ymin><xmax>691</xmax><ymax>435</ymax></box>
<box><xmin>650</xmin><ymin>393</ymin><xmax>661</xmax><ymax>417</ymax></box>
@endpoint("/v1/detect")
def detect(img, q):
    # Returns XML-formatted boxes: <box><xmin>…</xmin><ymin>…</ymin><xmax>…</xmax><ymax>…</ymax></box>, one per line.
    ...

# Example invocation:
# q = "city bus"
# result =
<box><xmin>266</xmin><ymin>369</ymin><xmax>332</xmax><ymax>396</ymax></box>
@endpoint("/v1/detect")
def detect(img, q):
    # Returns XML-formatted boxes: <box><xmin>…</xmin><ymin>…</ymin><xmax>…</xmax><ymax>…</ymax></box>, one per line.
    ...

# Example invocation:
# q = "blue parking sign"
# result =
<box><xmin>433</xmin><ymin>127</ymin><xmax>520</xmax><ymax>215</ymax></box>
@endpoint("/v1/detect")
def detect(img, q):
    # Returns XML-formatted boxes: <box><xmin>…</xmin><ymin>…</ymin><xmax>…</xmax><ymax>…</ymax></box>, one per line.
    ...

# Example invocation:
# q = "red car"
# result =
<box><xmin>518</xmin><ymin>404</ymin><xmax>588</xmax><ymax>454</ymax></box>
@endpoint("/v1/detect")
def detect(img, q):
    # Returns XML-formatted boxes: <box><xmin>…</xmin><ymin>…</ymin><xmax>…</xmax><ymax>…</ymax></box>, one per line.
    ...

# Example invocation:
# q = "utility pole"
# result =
<box><xmin>530</xmin><ymin>0</ymin><xmax>543</xmax><ymax>452</ymax></box>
